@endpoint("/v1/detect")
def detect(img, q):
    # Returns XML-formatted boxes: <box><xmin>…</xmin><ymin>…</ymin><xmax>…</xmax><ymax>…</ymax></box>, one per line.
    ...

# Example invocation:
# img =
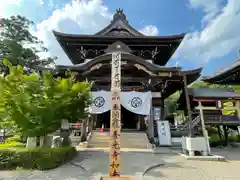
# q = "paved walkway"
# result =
<box><xmin>1</xmin><ymin>148</ymin><xmax>240</xmax><ymax>179</ymax></box>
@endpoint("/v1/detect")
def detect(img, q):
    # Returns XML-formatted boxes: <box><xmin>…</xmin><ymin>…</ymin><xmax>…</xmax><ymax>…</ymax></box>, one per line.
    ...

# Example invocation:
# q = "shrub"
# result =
<box><xmin>5</xmin><ymin>135</ymin><xmax>22</xmax><ymax>143</ymax></box>
<box><xmin>209</xmin><ymin>135</ymin><xmax>224</xmax><ymax>147</ymax></box>
<box><xmin>236</xmin><ymin>135</ymin><xmax>240</xmax><ymax>142</ymax></box>
<box><xmin>229</xmin><ymin>135</ymin><xmax>240</xmax><ymax>142</ymax></box>
<box><xmin>0</xmin><ymin>135</ymin><xmax>25</xmax><ymax>148</ymax></box>
<box><xmin>0</xmin><ymin>146</ymin><xmax>77</xmax><ymax>170</ymax></box>
<box><xmin>206</xmin><ymin>126</ymin><xmax>218</xmax><ymax>136</ymax></box>
<box><xmin>0</xmin><ymin>141</ymin><xmax>25</xmax><ymax>148</ymax></box>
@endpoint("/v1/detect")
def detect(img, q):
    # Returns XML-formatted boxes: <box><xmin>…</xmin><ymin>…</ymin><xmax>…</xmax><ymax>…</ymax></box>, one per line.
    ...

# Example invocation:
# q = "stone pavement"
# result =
<box><xmin>1</xmin><ymin>148</ymin><xmax>240</xmax><ymax>179</ymax></box>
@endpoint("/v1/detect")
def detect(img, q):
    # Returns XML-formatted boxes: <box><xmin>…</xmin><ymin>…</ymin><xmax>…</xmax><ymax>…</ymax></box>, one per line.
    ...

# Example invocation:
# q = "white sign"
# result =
<box><xmin>157</xmin><ymin>121</ymin><xmax>172</xmax><ymax>146</ymax></box>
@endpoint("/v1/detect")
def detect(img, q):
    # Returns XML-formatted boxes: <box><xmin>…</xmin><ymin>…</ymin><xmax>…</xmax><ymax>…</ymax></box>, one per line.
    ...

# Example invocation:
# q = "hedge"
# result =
<box><xmin>209</xmin><ymin>135</ymin><xmax>240</xmax><ymax>147</ymax></box>
<box><xmin>0</xmin><ymin>146</ymin><xmax>77</xmax><ymax>170</ymax></box>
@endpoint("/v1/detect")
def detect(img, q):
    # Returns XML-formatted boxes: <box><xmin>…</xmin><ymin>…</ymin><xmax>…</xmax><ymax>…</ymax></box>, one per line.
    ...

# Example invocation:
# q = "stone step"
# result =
<box><xmin>88</xmin><ymin>131</ymin><xmax>151</xmax><ymax>149</ymax></box>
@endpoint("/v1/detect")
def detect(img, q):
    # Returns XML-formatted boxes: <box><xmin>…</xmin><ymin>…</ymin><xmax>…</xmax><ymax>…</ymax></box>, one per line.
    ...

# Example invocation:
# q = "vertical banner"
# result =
<box><xmin>109</xmin><ymin>52</ymin><xmax>121</xmax><ymax>177</ymax></box>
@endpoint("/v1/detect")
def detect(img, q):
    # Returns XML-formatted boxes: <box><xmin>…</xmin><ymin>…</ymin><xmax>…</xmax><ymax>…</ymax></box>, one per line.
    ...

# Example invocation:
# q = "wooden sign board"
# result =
<box><xmin>109</xmin><ymin>52</ymin><xmax>121</xmax><ymax>177</ymax></box>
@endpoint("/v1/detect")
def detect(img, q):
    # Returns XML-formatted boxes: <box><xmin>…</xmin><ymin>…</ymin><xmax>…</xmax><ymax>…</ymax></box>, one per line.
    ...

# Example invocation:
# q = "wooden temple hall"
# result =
<box><xmin>53</xmin><ymin>9</ymin><xmax>202</xmax><ymax>136</ymax></box>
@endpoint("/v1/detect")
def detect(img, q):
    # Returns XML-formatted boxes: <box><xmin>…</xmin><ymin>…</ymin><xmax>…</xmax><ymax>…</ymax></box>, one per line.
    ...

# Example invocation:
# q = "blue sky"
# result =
<box><xmin>1</xmin><ymin>0</ymin><xmax>240</xmax><ymax>76</ymax></box>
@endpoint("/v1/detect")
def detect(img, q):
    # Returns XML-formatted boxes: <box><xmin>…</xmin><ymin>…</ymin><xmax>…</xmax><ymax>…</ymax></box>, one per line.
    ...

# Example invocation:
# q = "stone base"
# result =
<box><xmin>26</xmin><ymin>136</ymin><xmax>44</xmax><ymax>148</ymax></box>
<box><xmin>182</xmin><ymin>136</ymin><xmax>209</xmax><ymax>156</ymax></box>
<box><xmin>100</xmin><ymin>176</ymin><xmax>133</xmax><ymax>180</ymax></box>
<box><xmin>79</xmin><ymin>141</ymin><xmax>88</xmax><ymax>148</ymax></box>
<box><xmin>180</xmin><ymin>153</ymin><xmax>226</xmax><ymax>161</ymax></box>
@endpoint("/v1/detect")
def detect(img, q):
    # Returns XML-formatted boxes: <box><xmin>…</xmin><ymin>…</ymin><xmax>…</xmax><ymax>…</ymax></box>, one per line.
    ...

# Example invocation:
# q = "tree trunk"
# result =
<box><xmin>36</xmin><ymin>136</ymin><xmax>40</xmax><ymax>147</ymax></box>
<box><xmin>88</xmin><ymin>116</ymin><xmax>93</xmax><ymax>133</ymax></box>
<box><xmin>223</xmin><ymin>125</ymin><xmax>229</xmax><ymax>146</ymax></box>
<box><xmin>80</xmin><ymin>119</ymin><xmax>87</xmax><ymax>142</ymax></box>
<box><xmin>217</xmin><ymin>126</ymin><xmax>222</xmax><ymax>140</ymax></box>
<box><xmin>42</xmin><ymin>135</ymin><xmax>52</xmax><ymax>148</ymax></box>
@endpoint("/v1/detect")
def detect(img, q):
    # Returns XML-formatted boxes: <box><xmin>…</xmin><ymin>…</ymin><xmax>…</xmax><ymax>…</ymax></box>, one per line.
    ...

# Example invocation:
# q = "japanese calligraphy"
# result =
<box><xmin>113</xmin><ymin>104</ymin><xmax>120</xmax><ymax>110</ymax></box>
<box><xmin>111</xmin><ymin>52</ymin><xmax>121</xmax><ymax>90</ymax></box>
<box><xmin>109</xmin><ymin>52</ymin><xmax>121</xmax><ymax>177</ymax></box>
<box><xmin>111</xmin><ymin>141</ymin><xmax>120</xmax><ymax>150</ymax></box>
<box><xmin>111</xmin><ymin>130</ymin><xmax>120</xmax><ymax>140</ymax></box>
<box><xmin>111</xmin><ymin>119</ymin><xmax>120</xmax><ymax>128</ymax></box>
<box><xmin>110</xmin><ymin>162</ymin><xmax>120</xmax><ymax>169</ymax></box>
<box><xmin>111</xmin><ymin>151</ymin><xmax>120</xmax><ymax>161</ymax></box>
<box><xmin>112</xmin><ymin>110</ymin><xmax>120</xmax><ymax>118</ymax></box>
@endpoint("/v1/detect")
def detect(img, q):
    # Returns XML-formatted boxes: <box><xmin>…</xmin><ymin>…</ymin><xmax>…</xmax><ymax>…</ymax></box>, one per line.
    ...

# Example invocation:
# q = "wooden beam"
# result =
<box><xmin>67</xmin><ymin>42</ymin><xmax>170</xmax><ymax>47</ymax></box>
<box><xmin>91</xmin><ymin>85</ymin><xmax>148</xmax><ymax>92</ymax></box>
<box><xmin>78</xmin><ymin>76</ymin><xmax>182</xmax><ymax>83</ymax></box>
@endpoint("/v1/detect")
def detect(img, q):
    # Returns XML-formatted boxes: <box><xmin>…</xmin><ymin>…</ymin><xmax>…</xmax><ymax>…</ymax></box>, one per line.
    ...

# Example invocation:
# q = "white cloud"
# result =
<box><xmin>35</xmin><ymin>0</ymin><xmax>112</xmax><ymax>65</ymax></box>
<box><xmin>139</xmin><ymin>25</ymin><xmax>159</xmax><ymax>36</ymax></box>
<box><xmin>40</xmin><ymin>0</ymin><xmax>44</xmax><ymax>6</ymax></box>
<box><xmin>35</xmin><ymin>0</ymin><xmax>160</xmax><ymax>65</ymax></box>
<box><xmin>0</xmin><ymin>0</ymin><xmax>22</xmax><ymax>16</ymax></box>
<box><xmin>0</xmin><ymin>0</ymin><xmax>47</xmax><ymax>18</ymax></box>
<box><xmin>188</xmin><ymin>0</ymin><xmax>223</xmax><ymax>24</ymax></box>
<box><xmin>174</xmin><ymin>0</ymin><xmax>240</xmax><ymax>64</ymax></box>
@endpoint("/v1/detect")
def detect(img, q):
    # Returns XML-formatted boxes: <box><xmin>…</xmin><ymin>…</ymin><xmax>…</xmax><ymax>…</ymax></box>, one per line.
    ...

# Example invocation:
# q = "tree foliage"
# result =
<box><xmin>0</xmin><ymin>15</ymin><xmax>56</xmax><ymax>72</ymax></box>
<box><xmin>165</xmin><ymin>92</ymin><xmax>180</xmax><ymax>116</ymax></box>
<box><xmin>0</xmin><ymin>60</ymin><xmax>92</xmax><ymax>137</ymax></box>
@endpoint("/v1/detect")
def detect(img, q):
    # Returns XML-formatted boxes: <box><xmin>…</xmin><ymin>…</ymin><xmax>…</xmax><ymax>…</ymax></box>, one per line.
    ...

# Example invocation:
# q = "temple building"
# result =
<box><xmin>53</xmin><ymin>9</ymin><xmax>202</xmax><ymax>139</ymax></box>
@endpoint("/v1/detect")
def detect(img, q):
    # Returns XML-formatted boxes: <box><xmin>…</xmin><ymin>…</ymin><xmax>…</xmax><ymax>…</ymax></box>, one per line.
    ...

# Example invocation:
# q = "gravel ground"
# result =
<box><xmin>1</xmin><ymin>148</ymin><xmax>240</xmax><ymax>180</ymax></box>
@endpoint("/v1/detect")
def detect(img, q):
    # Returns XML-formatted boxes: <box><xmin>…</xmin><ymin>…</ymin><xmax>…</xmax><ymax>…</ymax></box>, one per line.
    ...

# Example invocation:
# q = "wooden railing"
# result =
<box><xmin>204</xmin><ymin>115</ymin><xmax>240</xmax><ymax>125</ymax></box>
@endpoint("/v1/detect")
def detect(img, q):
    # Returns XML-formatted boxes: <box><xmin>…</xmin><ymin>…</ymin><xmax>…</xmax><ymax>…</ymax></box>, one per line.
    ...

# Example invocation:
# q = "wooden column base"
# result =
<box><xmin>100</xmin><ymin>176</ymin><xmax>133</xmax><ymax>180</ymax></box>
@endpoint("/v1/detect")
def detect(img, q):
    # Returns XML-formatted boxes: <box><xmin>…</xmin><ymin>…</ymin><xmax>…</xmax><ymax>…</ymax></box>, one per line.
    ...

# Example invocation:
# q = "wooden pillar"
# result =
<box><xmin>198</xmin><ymin>102</ymin><xmax>211</xmax><ymax>154</ymax></box>
<box><xmin>236</xmin><ymin>100</ymin><xmax>240</xmax><ymax>119</ymax></box>
<box><xmin>109</xmin><ymin>52</ymin><xmax>121</xmax><ymax>177</ymax></box>
<box><xmin>160</xmin><ymin>98</ymin><xmax>165</xmax><ymax>120</ymax></box>
<box><xmin>148</xmin><ymin>100</ymin><xmax>154</xmax><ymax>139</ymax></box>
<box><xmin>137</xmin><ymin>115</ymin><xmax>141</xmax><ymax>130</ymax></box>
<box><xmin>183</xmin><ymin>75</ymin><xmax>193</xmax><ymax>137</ymax></box>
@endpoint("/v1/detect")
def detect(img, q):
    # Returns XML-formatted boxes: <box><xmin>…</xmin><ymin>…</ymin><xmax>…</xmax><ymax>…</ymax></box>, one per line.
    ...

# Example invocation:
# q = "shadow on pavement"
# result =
<box><xmin>212</xmin><ymin>147</ymin><xmax>240</xmax><ymax>161</ymax></box>
<box><xmin>72</xmin><ymin>151</ymin><xmax>184</xmax><ymax>177</ymax></box>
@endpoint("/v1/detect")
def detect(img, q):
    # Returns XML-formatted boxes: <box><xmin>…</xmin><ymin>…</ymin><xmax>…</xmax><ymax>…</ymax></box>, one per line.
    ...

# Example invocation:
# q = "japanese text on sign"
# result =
<box><xmin>111</xmin><ymin>52</ymin><xmax>121</xmax><ymax>89</ymax></box>
<box><xmin>109</xmin><ymin>52</ymin><xmax>121</xmax><ymax>177</ymax></box>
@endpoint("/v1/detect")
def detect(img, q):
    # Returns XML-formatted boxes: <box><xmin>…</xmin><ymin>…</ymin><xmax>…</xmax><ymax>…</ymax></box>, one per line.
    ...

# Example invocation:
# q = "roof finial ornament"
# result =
<box><xmin>116</xmin><ymin>8</ymin><xmax>123</xmax><ymax>14</ymax></box>
<box><xmin>113</xmin><ymin>8</ymin><xmax>128</xmax><ymax>22</ymax></box>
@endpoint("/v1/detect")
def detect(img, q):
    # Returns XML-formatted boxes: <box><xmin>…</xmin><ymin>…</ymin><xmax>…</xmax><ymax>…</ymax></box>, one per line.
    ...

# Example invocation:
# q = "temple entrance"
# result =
<box><xmin>96</xmin><ymin>105</ymin><xmax>139</xmax><ymax>130</ymax></box>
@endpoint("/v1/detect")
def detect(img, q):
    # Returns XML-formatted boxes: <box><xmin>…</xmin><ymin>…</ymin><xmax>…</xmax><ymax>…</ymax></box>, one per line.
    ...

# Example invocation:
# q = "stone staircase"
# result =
<box><xmin>88</xmin><ymin>131</ymin><xmax>151</xmax><ymax>149</ymax></box>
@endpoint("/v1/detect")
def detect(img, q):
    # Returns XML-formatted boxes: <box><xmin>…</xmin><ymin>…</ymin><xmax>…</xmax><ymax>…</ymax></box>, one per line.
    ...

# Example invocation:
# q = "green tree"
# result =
<box><xmin>0</xmin><ymin>60</ymin><xmax>92</xmax><ymax>147</ymax></box>
<box><xmin>0</xmin><ymin>15</ymin><xmax>56</xmax><ymax>73</ymax></box>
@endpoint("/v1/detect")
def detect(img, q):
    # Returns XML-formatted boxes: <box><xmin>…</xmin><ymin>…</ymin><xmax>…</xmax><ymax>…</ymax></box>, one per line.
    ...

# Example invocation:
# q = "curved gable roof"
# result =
<box><xmin>95</xmin><ymin>9</ymin><xmax>144</xmax><ymax>36</ymax></box>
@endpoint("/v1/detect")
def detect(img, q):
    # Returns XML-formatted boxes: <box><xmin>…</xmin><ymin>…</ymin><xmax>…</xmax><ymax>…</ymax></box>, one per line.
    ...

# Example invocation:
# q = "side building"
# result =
<box><xmin>202</xmin><ymin>59</ymin><xmax>240</xmax><ymax>84</ymax></box>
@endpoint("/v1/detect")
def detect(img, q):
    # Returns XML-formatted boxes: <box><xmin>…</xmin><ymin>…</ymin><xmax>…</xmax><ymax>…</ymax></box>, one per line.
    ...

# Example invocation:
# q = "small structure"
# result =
<box><xmin>178</xmin><ymin>88</ymin><xmax>240</xmax><ymax>156</ymax></box>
